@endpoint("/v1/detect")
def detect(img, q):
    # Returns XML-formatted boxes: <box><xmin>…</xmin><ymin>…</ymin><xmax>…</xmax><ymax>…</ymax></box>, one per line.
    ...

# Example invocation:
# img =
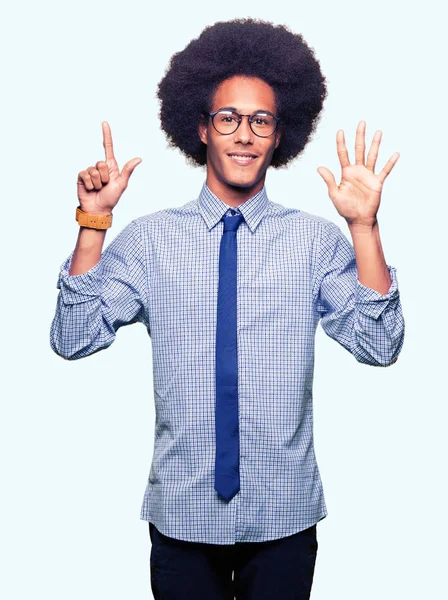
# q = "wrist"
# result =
<box><xmin>76</xmin><ymin>206</ymin><xmax>113</xmax><ymax>229</ymax></box>
<box><xmin>347</xmin><ymin>219</ymin><xmax>378</xmax><ymax>235</ymax></box>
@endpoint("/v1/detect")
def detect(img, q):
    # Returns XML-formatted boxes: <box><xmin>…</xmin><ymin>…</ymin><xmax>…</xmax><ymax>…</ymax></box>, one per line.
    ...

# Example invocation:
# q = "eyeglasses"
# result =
<box><xmin>206</xmin><ymin>109</ymin><xmax>280</xmax><ymax>138</ymax></box>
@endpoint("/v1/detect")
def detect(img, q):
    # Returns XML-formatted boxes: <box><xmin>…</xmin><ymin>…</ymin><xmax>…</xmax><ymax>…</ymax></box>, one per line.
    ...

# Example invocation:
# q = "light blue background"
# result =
<box><xmin>1</xmin><ymin>1</ymin><xmax>446</xmax><ymax>598</ymax></box>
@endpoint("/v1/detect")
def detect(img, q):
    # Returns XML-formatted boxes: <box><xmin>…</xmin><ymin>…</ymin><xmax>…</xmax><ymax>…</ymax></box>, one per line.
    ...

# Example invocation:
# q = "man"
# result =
<box><xmin>50</xmin><ymin>18</ymin><xmax>405</xmax><ymax>600</ymax></box>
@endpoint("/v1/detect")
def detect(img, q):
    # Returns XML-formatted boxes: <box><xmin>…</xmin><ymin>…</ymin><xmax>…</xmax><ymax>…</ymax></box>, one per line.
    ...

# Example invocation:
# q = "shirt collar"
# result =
<box><xmin>198</xmin><ymin>181</ymin><xmax>269</xmax><ymax>234</ymax></box>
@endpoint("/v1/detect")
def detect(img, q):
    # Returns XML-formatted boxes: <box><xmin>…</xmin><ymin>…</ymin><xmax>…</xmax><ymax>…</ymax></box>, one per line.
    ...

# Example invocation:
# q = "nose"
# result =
<box><xmin>233</xmin><ymin>115</ymin><xmax>254</xmax><ymax>144</ymax></box>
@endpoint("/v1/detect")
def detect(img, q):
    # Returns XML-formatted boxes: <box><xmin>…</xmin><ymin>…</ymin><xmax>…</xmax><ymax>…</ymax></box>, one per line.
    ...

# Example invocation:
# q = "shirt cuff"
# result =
<box><xmin>56</xmin><ymin>251</ymin><xmax>103</xmax><ymax>305</ymax></box>
<box><xmin>355</xmin><ymin>265</ymin><xmax>399</xmax><ymax>320</ymax></box>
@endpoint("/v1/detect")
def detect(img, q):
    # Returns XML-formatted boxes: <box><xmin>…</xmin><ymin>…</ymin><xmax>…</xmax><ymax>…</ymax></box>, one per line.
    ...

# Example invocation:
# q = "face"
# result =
<box><xmin>198</xmin><ymin>75</ymin><xmax>281</xmax><ymax>204</ymax></box>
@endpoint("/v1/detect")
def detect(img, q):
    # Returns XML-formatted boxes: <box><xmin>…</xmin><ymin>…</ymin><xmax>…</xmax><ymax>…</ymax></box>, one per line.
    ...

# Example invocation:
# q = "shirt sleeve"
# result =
<box><xmin>313</xmin><ymin>221</ymin><xmax>405</xmax><ymax>367</ymax></box>
<box><xmin>50</xmin><ymin>219</ymin><xmax>149</xmax><ymax>360</ymax></box>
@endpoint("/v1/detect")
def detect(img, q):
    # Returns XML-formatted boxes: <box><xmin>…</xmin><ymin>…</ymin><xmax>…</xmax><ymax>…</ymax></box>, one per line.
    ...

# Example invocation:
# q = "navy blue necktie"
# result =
<box><xmin>214</xmin><ymin>209</ymin><xmax>245</xmax><ymax>501</ymax></box>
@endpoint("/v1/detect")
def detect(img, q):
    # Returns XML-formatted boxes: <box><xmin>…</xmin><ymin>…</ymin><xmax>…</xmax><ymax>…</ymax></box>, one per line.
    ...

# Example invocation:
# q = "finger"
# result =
<box><xmin>377</xmin><ymin>153</ymin><xmax>400</xmax><ymax>184</ymax></box>
<box><xmin>355</xmin><ymin>121</ymin><xmax>366</xmax><ymax>165</ymax></box>
<box><xmin>102</xmin><ymin>121</ymin><xmax>116</xmax><ymax>163</ymax></box>
<box><xmin>366</xmin><ymin>130</ymin><xmax>382</xmax><ymax>172</ymax></box>
<box><xmin>87</xmin><ymin>167</ymin><xmax>102</xmax><ymax>190</ymax></box>
<box><xmin>120</xmin><ymin>158</ymin><xmax>142</xmax><ymax>187</ymax></box>
<box><xmin>317</xmin><ymin>166</ymin><xmax>338</xmax><ymax>198</ymax></box>
<box><xmin>96</xmin><ymin>160</ymin><xmax>110</xmax><ymax>184</ymax></box>
<box><xmin>78</xmin><ymin>170</ymin><xmax>94</xmax><ymax>191</ymax></box>
<box><xmin>336</xmin><ymin>130</ymin><xmax>350</xmax><ymax>168</ymax></box>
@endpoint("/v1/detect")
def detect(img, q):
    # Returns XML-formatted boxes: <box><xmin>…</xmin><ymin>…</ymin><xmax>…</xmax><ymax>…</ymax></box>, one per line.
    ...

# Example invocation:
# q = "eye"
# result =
<box><xmin>251</xmin><ymin>113</ymin><xmax>272</xmax><ymax>126</ymax></box>
<box><xmin>217</xmin><ymin>111</ymin><xmax>238</xmax><ymax>123</ymax></box>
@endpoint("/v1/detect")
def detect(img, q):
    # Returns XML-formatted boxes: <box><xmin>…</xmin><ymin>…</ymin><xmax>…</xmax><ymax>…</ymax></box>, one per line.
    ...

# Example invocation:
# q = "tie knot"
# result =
<box><xmin>223</xmin><ymin>212</ymin><xmax>245</xmax><ymax>232</ymax></box>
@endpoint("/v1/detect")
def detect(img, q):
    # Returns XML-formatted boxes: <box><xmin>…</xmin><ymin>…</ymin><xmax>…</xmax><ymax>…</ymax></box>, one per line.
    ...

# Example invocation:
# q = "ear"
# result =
<box><xmin>198</xmin><ymin>114</ymin><xmax>208</xmax><ymax>145</ymax></box>
<box><xmin>274</xmin><ymin>128</ymin><xmax>282</xmax><ymax>150</ymax></box>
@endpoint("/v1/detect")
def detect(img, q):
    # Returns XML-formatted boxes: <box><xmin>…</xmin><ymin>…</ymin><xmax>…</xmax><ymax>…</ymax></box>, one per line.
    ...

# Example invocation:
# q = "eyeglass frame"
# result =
<box><xmin>206</xmin><ymin>108</ymin><xmax>281</xmax><ymax>138</ymax></box>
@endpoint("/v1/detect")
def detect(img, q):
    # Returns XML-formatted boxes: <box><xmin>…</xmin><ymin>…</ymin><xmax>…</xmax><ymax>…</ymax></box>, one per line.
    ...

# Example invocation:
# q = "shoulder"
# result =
<box><xmin>267</xmin><ymin>200</ymin><xmax>340</xmax><ymax>234</ymax></box>
<box><xmin>133</xmin><ymin>199</ymin><xmax>198</xmax><ymax>226</ymax></box>
<box><xmin>125</xmin><ymin>200</ymin><xmax>199</xmax><ymax>240</ymax></box>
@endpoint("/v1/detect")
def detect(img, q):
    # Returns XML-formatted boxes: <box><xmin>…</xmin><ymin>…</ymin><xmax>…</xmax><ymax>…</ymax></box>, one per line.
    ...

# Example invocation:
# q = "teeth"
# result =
<box><xmin>229</xmin><ymin>155</ymin><xmax>255</xmax><ymax>159</ymax></box>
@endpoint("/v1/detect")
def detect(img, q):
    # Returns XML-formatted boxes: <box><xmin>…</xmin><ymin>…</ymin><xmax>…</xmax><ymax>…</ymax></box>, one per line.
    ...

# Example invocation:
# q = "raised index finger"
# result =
<box><xmin>102</xmin><ymin>121</ymin><xmax>115</xmax><ymax>162</ymax></box>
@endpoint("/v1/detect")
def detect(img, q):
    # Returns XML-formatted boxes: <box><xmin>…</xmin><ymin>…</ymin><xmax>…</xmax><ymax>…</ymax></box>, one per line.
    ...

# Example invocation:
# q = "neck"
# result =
<box><xmin>205</xmin><ymin>175</ymin><xmax>265</xmax><ymax>207</ymax></box>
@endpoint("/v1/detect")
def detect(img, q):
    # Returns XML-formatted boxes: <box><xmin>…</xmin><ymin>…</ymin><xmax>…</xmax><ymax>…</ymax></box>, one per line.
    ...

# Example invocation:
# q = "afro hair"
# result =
<box><xmin>157</xmin><ymin>18</ymin><xmax>328</xmax><ymax>168</ymax></box>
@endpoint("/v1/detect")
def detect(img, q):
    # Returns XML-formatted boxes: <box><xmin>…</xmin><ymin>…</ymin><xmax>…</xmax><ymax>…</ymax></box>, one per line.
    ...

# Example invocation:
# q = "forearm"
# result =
<box><xmin>69</xmin><ymin>227</ymin><xmax>108</xmax><ymax>275</ymax></box>
<box><xmin>348</xmin><ymin>220</ymin><xmax>391</xmax><ymax>294</ymax></box>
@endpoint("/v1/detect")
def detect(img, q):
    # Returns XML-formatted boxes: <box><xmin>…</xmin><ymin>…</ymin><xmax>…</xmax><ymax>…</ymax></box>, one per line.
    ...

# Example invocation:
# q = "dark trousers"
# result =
<box><xmin>149</xmin><ymin>522</ymin><xmax>318</xmax><ymax>599</ymax></box>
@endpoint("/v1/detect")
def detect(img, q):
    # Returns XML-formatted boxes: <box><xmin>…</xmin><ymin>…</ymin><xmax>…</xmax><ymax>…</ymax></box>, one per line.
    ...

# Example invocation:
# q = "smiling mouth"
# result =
<box><xmin>227</xmin><ymin>154</ymin><xmax>258</xmax><ymax>165</ymax></box>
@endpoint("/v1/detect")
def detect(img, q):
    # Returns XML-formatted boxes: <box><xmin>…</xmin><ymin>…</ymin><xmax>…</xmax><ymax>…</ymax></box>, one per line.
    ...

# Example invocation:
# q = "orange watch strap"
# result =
<box><xmin>75</xmin><ymin>206</ymin><xmax>113</xmax><ymax>229</ymax></box>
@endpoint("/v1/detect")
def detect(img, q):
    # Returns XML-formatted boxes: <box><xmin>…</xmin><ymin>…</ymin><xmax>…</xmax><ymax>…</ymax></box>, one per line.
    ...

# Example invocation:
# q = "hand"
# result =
<box><xmin>77</xmin><ymin>121</ymin><xmax>142</xmax><ymax>215</ymax></box>
<box><xmin>316</xmin><ymin>121</ymin><xmax>399</xmax><ymax>228</ymax></box>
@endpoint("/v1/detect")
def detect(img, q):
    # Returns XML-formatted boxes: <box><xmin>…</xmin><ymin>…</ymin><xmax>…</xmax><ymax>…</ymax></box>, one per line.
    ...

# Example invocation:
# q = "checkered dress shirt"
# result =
<box><xmin>50</xmin><ymin>181</ymin><xmax>405</xmax><ymax>544</ymax></box>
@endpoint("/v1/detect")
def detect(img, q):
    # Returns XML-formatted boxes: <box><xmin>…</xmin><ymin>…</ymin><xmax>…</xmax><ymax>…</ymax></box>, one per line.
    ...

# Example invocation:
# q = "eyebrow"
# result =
<box><xmin>217</xmin><ymin>106</ymin><xmax>273</xmax><ymax>114</ymax></box>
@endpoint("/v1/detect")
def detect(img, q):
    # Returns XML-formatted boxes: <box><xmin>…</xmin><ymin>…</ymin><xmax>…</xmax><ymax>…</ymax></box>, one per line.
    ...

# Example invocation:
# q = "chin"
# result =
<box><xmin>226</xmin><ymin>180</ymin><xmax>256</xmax><ymax>189</ymax></box>
<box><xmin>223</xmin><ymin>172</ymin><xmax>260</xmax><ymax>189</ymax></box>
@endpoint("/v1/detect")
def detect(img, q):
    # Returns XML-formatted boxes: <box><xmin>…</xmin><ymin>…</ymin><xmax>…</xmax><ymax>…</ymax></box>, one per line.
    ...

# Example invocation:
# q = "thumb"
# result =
<box><xmin>317</xmin><ymin>167</ymin><xmax>338</xmax><ymax>197</ymax></box>
<box><xmin>121</xmin><ymin>158</ymin><xmax>142</xmax><ymax>186</ymax></box>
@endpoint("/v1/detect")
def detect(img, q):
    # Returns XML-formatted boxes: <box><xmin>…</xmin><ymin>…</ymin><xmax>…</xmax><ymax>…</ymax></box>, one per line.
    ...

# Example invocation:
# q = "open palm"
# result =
<box><xmin>317</xmin><ymin>121</ymin><xmax>400</xmax><ymax>227</ymax></box>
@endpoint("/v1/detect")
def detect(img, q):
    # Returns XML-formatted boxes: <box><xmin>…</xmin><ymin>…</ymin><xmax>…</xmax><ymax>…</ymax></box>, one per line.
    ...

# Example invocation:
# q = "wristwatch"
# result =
<box><xmin>75</xmin><ymin>206</ymin><xmax>113</xmax><ymax>229</ymax></box>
